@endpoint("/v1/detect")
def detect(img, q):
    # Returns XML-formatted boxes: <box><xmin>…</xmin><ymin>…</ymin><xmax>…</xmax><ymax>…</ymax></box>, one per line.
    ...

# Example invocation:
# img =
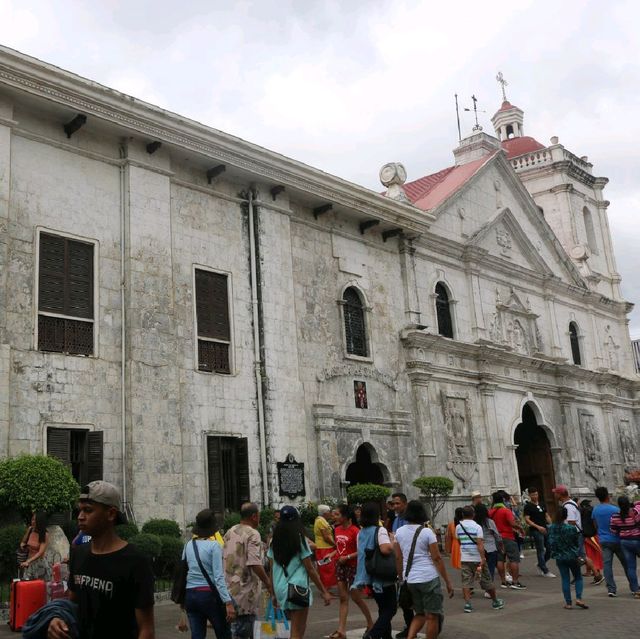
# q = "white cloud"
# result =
<box><xmin>1</xmin><ymin>0</ymin><xmax>639</xmax><ymax>334</ymax></box>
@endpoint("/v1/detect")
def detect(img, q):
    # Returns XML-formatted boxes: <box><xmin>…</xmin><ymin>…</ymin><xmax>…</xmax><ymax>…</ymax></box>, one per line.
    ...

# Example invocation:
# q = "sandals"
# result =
<box><xmin>328</xmin><ymin>632</ymin><xmax>346</xmax><ymax>639</ymax></box>
<box><xmin>576</xmin><ymin>601</ymin><xmax>589</xmax><ymax>609</ymax></box>
<box><xmin>563</xmin><ymin>604</ymin><xmax>573</xmax><ymax>609</ymax></box>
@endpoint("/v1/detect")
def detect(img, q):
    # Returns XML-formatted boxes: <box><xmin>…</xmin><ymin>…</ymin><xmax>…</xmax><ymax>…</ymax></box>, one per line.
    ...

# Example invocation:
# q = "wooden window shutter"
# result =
<box><xmin>66</xmin><ymin>239</ymin><xmax>94</xmax><ymax>319</ymax></box>
<box><xmin>195</xmin><ymin>270</ymin><xmax>230</xmax><ymax>341</ymax></box>
<box><xmin>39</xmin><ymin>234</ymin><xmax>66</xmax><ymax>314</ymax></box>
<box><xmin>87</xmin><ymin>431</ymin><xmax>104</xmax><ymax>482</ymax></box>
<box><xmin>207</xmin><ymin>437</ymin><xmax>225</xmax><ymax>516</ymax></box>
<box><xmin>47</xmin><ymin>428</ymin><xmax>71</xmax><ymax>467</ymax></box>
<box><xmin>236</xmin><ymin>438</ymin><xmax>250</xmax><ymax>504</ymax></box>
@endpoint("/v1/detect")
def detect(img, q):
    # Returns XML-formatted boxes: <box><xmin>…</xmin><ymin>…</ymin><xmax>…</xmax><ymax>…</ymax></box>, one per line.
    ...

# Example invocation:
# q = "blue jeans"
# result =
<box><xmin>531</xmin><ymin>529</ymin><xmax>551</xmax><ymax>573</ymax></box>
<box><xmin>620</xmin><ymin>539</ymin><xmax>640</xmax><ymax>593</ymax></box>
<box><xmin>556</xmin><ymin>559</ymin><xmax>583</xmax><ymax>605</ymax></box>
<box><xmin>600</xmin><ymin>541</ymin><xmax>630</xmax><ymax>594</ymax></box>
<box><xmin>486</xmin><ymin>551</ymin><xmax>498</xmax><ymax>580</ymax></box>
<box><xmin>185</xmin><ymin>589</ymin><xmax>231</xmax><ymax>639</ymax></box>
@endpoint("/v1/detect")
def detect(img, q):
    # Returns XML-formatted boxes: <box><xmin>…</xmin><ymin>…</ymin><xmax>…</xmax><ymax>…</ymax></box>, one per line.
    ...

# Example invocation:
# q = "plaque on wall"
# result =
<box><xmin>277</xmin><ymin>454</ymin><xmax>306</xmax><ymax>499</ymax></box>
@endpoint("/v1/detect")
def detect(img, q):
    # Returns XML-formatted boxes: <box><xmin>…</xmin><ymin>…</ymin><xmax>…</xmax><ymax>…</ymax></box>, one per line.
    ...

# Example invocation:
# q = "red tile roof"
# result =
<box><xmin>497</xmin><ymin>100</ymin><xmax>517</xmax><ymax>112</ymax></box>
<box><xmin>501</xmin><ymin>136</ymin><xmax>546</xmax><ymax>159</ymax></box>
<box><xmin>402</xmin><ymin>153</ymin><xmax>496</xmax><ymax>211</ymax></box>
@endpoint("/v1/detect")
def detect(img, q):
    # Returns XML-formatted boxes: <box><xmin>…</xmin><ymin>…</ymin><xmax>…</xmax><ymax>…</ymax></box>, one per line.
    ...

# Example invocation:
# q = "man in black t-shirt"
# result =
<box><xmin>48</xmin><ymin>481</ymin><xmax>155</xmax><ymax>639</ymax></box>
<box><xmin>523</xmin><ymin>488</ymin><xmax>555</xmax><ymax>578</ymax></box>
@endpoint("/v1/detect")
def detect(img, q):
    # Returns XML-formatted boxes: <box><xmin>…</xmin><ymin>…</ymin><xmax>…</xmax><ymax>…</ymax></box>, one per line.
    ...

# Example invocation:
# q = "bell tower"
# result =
<box><xmin>491</xmin><ymin>100</ymin><xmax>525</xmax><ymax>141</ymax></box>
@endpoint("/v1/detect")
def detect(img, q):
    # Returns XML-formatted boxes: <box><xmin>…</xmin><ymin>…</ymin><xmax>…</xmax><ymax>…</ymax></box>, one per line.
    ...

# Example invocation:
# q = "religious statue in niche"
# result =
<box><xmin>606</xmin><ymin>336</ymin><xmax>619</xmax><ymax>371</ymax></box>
<box><xmin>579</xmin><ymin>411</ymin><xmax>605</xmax><ymax>482</ymax></box>
<box><xmin>487</xmin><ymin>287</ymin><xmax>541</xmax><ymax>355</ymax></box>
<box><xmin>354</xmin><ymin>380</ymin><xmax>368</xmax><ymax>409</ymax></box>
<box><xmin>619</xmin><ymin>421</ymin><xmax>637</xmax><ymax>468</ymax></box>
<box><xmin>441</xmin><ymin>392</ymin><xmax>476</xmax><ymax>486</ymax></box>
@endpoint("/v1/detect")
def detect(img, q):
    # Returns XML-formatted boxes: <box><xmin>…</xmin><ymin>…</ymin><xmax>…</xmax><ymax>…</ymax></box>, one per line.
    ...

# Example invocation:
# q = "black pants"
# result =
<box><xmin>370</xmin><ymin>585</ymin><xmax>398</xmax><ymax>639</ymax></box>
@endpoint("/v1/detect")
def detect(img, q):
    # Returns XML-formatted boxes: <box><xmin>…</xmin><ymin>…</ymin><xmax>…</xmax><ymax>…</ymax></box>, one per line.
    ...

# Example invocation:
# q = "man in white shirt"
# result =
<box><xmin>456</xmin><ymin>506</ymin><xmax>504</xmax><ymax>613</ymax></box>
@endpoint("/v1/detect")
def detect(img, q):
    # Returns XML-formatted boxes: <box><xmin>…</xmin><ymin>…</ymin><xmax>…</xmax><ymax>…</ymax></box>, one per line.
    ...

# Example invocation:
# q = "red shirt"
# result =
<box><xmin>334</xmin><ymin>524</ymin><xmax>359</xmax><ymax>568</ymax></box>
<box><xmin>489</xmin><ymin>506</ymin><xmax>516</xmax><ymax>541</ymax></box>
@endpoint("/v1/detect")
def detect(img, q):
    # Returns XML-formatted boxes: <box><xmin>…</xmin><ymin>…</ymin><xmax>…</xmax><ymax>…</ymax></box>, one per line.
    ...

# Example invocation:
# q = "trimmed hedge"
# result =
<box><xmin>0</xmin><ymin>455</ymin><xmax>79</xmax><ymax>519</ymax></box>
<box><xmin>141</xmin><ymin>519</ymin><xmax>181</xmax><ymax>538</ymax></box>
<box><xmin>130</xmin><ymin>533</ymin><xmax>162</xmax><ymax>560</ymax></box>
<box><xmin>116</xmin><ymin>523</ymin><xmax>140</xmax><ymax>541</ymax></box>
<box><xmin>0</xmin><ymin>524</ymin><xmax>25</xmax><ymax>580</ymax></box>
<box><xmin>155</xmin><ymin>535</ymin><xmax>184</xmax><ymax>578</ymax></box>
<box><xmin>346</xmin><ymin>483</ymin><xmax>391</xmax><ymax>505</ymax></box>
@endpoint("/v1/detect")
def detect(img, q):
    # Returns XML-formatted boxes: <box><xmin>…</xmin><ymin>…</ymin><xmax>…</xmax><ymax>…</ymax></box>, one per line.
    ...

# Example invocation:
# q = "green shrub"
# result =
<box><xmin>141</xmin><ymin>518</ymin><xmax>181</xmax><ymax>538</ymax></box>
<box><xmin>130</xmin><ymin>533</ymin><xmax>162</xmax><ymax>560</ymax></box>
<box><xmin>223</xmin><ymin>512</ymin><xmax>241</xmax><ymax>532</ymax></box>
<box><xmin>116</xmin><ymin>522</ymin><xmax>140</xmax><ymax>541</ymax></box>
<box><xmin>0</xmin><ymin>524</ymin><xmax>25</xmax><ymax>580</ymax></box>
<box><xmin>298</xmin><ymin>502</ymin><xmax>318</xmax><ymax>528</ymax></box>
<box><xmin>155</xmin><ymin>535</ymin><xmax>184</xmax><ymax>579</ymax></box>
<box><xmin>257</xmin><ymin>507</ymin><xmax>275</xmax><ymax>541</ymax></box>
<box><xmin>0</xmin><ymin>455</ymin><xmax>79</xmax><ymax>520</ymax></box>
<box><xmin>346</xmin><ymin>483</ymin><xmax>391</xmax><ymax>505</ymax></box>
<box><xmin>412</xmin><ymin>476</ymin><xmax>454</xmax><ymax>524</ymax></box>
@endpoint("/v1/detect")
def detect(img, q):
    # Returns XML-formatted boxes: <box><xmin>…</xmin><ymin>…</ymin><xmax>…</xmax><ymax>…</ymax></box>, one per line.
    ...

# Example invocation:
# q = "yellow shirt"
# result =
<box><xmin>314</xmin><ymin>516</ymin><xmax>334</xmax><ymax>549</ymax></box>
<box><xmin>193</xmin><ymin>531</ymin><xmax>225</xmax><ymax>547</ymax></box>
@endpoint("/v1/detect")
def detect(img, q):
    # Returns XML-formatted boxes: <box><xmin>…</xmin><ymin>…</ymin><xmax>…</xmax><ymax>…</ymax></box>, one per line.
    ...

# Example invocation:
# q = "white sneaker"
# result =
<box><xmin>505</xmin><ymin>574</ymin><xmax>513</xmax><ymax>584</ymax></box>
<box><xmin>543</xmin><ymin>572</ymin><xmax>556</xmax><ymax>578</ymax></box>
<box><xmin>519</xmin><ymin>553</ymin><xmax>525</xmax><ymax>559</ymax></box>
<box><xmin>484</xmin><ymin>591</ymin><xmax>492</xmax><ymax>598</ymax></box>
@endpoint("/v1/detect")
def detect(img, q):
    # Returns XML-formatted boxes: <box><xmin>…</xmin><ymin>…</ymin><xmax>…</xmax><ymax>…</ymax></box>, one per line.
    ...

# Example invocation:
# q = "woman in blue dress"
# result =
<box><xmin>268</xmin><ymin>506</ymin><xmax>332</xmax><ymax>638</ymax></box>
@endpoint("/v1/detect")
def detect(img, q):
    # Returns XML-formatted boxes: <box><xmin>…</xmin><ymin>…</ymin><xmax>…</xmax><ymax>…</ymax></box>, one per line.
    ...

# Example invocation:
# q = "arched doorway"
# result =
<box><xmin>346</xmin><ymin>444</ymin><xmax>386</xmax><ymax>485</ymax></box>
<box><xmin>514</xmin><ymin>404</ymin><xmax>556</xmax><ymax>512</ymax></box>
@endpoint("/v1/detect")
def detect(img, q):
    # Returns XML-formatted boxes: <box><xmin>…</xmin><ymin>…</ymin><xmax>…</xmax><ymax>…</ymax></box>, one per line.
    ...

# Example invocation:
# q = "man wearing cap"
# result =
<box><xmin>552</xmin><ymin>484</ymin><xmax>604</xmax><ymax>585</ymax></box>
<box><xmin>47</xmin><ymin>481</ymin><xmax>155</xmax><ymax>639</ymax></box>
<box><xmin>471</xmin><ymin>492</ymin><xmax>484</xmax><ymax>508</ymax></box>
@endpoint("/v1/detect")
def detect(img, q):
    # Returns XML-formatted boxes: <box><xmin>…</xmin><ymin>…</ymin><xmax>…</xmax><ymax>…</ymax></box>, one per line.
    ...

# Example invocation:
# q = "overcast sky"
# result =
<box><xmin>2</xmin><ymin>0</ymin><xmax>639</xmax><ymax>338</ymax></box>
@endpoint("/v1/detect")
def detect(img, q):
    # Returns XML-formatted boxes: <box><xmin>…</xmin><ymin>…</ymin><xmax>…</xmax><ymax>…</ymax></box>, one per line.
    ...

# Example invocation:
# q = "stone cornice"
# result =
<box><xmin>0</xmin><ymin>45</ymin><xmax>433</xmax><ymax>234</ymax></box>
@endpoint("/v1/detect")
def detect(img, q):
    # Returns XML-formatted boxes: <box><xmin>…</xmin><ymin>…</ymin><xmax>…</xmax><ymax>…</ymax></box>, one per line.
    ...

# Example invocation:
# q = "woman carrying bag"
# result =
<box><xmin>19</xmin><ymin>511</ymin><xmax>51</xmax><ymax>581</ymax></box>
<box><xmin>353</xmin><ymin>501</ymin><xmax>397</xmax><ymax>639</ymax></box>
<box><xmin>267</xmin><ymin>506</ymin><xmax>332</xmax><ymax>639</ymax></box>
<box><xmin>183</xmin><ymin>509</ymin><xmax>236</xmax><ymax>639</ymax></box>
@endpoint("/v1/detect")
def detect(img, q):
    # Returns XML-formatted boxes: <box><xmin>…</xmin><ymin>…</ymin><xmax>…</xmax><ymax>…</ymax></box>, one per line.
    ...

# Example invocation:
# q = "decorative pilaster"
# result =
<box><xmin>406</xmin><ymin>365</ymin><xmax>436</xmax><ymax>473</ymax></box>
<box><xmin>399</xmin><ymin>238</ymin><xmax>422</xmax><ymax>326</ymax></box>
<box><xmin>478</xmin><ymin>381</ymin><xmax>503</xmax><ymax>487</ymax></box>
<box><xmin>312</xmin><ymin>404</ymin><xmax>338</xmax><ymax>498</ymax></box>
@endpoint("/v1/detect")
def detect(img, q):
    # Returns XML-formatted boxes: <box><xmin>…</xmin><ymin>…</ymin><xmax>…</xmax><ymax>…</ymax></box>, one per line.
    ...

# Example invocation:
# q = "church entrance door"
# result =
<box><xmin>345</xmin><ymin>443</ymin><xmax>385</xmax><ymax>485</ymax></box>
<box><xmin>514</xmin><ymin>404</ymin><xmax>556</xmax><ymax>512</ymax></box>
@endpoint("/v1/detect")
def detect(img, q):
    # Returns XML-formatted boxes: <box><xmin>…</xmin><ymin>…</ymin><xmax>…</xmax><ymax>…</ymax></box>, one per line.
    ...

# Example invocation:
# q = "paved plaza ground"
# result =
<box><xmin>2</xmin><ymin>552</ymin><xmax>637</xmax><ymax>638</ymax></box>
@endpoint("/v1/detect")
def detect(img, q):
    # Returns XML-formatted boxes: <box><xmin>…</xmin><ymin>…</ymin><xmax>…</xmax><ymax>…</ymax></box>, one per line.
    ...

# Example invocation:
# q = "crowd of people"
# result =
<box><xmin>28</xmin><ymin>479</ymin><xmax>640</xmax><ymax>639</ymax></box>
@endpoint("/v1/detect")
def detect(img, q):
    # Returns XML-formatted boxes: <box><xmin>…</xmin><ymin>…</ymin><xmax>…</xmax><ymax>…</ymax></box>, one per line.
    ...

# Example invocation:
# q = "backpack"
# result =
<box><xmin>580</xmin><ymin>504</ymin><xmax>596</xmax><ymax>537</ymax></box>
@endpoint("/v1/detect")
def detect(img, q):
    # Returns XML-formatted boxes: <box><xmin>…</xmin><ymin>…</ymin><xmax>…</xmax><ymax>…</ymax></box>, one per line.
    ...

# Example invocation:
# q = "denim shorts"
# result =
<box><xmin>231</xmin><ymin>614</ymin><xmax>256</xmax><ymax>639</ymax></box>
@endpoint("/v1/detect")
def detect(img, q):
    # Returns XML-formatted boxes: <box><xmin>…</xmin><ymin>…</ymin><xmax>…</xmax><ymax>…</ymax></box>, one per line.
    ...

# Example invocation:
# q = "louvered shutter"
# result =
<box><xmin>66</xmin><ymin>240</ymin><xmax>94</xmax><ymax>319</ymax></box>
<box><xmin>39</xmin><ymin>234</ymin><xmax>66</xmax><ymax>314</ymax></box>
<box><xmin>236</xmin><ymin>438</ymin><xmax>250</xmax><ymax>505</ymax></box>
<box><xmin>87</xmin><ymin>431</ymin><xmax>104</xmax><ymax>482</ymax></box>
<box><xmin>195</xmin><ymin>270</ymin><xmax>229</xmax><ymax>340</ymax></box>
<box><xmin>207</xmin><ymin>437</ymin><xmax>225</xmax><ymax>516</ymax></box>
<box><xmin>47</xmin><ymin>428</ymin><xmax>71</xmax><ymax>467</ymax></box>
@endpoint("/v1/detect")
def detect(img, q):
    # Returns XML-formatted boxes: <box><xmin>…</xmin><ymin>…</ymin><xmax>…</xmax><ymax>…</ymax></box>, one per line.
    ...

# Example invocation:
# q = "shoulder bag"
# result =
<box><xmin>170</xmin><ymin>540</ymin><xmax>191</xmax><ymax>605</ymax></box>
<box><xmin>192</xmin><ymin>539</ymin><xmax>226</xmax><ymax>604</ymax></box>
<box><xmin>16</xmin><ymin>528</ymin><xmax>31</xmax><ymax>565</ymax></box>
<box><xmin>365</xmin><ymin>526</ymin><xmax>397</xmax><ymax>581</ymax></box>
<box><xmin>398</xmin><ymin>525</ymin><xmax>423</xmax><ymax>610</ymax></box>
<box><xmin>281</xmin><ymin>537</ymin><xmax>310</xmax><ymax>608</ymax></box>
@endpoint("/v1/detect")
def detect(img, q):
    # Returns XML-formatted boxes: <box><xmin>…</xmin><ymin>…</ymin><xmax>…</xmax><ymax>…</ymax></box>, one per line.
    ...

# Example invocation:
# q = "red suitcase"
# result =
<box><xmin>9</xmin><ymin>579</ymin><xmax>46</xmax><ymax>631</ymax></box>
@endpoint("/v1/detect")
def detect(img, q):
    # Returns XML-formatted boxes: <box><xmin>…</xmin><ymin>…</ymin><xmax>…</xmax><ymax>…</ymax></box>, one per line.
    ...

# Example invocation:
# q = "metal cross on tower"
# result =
<box><xmin>496</xmin><ymin>71</ymin><xmax>508</xmax><ymax>101</ymax></box>
<box><xmin>471</xmin><ymin>95</ymin><xmax>482</xmax><ymax>131</ymax></box>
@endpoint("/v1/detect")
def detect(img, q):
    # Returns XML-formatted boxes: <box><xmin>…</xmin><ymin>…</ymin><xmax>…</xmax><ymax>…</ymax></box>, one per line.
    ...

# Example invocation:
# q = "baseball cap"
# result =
<box><xmin>471</xmin><ymin>491</ymin><xmax>482</xmax><ymax>498</ymax></box>
<box><xmin>280</xmin><ymin>505</ymin><xmax>300</xmax><ymax>522</ymax></box>
<box><xmin>552</xmin><ymin>484</ymin><xmax>569</xmax><ymax>496</ymax></box>
<box><xmin>79</xmin><ymin>481</ymin><xmax>126</xmax><ymax>524</ymax></box>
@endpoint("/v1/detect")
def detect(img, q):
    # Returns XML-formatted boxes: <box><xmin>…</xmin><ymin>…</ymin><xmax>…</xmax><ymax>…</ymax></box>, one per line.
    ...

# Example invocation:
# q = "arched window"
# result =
<box><xmin>343</xmin><ymin>287</ymin><xmax>368</xmax><ymax>357</ymax></box>
<box><xmin>569</xmin><ymin>322</ymin><xmax>581</xmax><ymax>366</ymax></box>
<box><xmin>435</xmin><ymin>282</ymin><xmax>454</xmax><ymax>339</ymax></box>
<box><xmin>506</xmin><ymin>124</ymin><xmax>515</xmax><ymax>139</ymax></box>
<box><xmin>583</xmin><ymin>207</ymin><xmax>598</xmax><ymax>253</ymax></box>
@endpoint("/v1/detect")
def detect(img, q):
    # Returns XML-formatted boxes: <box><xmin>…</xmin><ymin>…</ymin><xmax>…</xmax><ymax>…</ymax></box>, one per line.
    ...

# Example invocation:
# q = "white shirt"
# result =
<box><xmin>456</xmin><ymin>519</ymin><xmax>483</xmax><ymax>562</ymax></box>
<box><xmin>395</xmin><ymin>524</ymin><xmax>438</xmax><ymax>583</ymax></box>
<box><xmin>563</xmin><ymin>499</ymin><xmax>582</xmax><ymax>531</ymax></box>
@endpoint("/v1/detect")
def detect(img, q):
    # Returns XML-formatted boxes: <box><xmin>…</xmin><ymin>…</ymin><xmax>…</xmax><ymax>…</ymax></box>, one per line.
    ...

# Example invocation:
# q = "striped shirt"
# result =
<box><xmin>610</xmin><ymin>506</ymin><xmax>640</xmax><ymax>540</ymax></box>
<box><xmin>456</xmin><ymin>519</ymin><xmax>483</xmax><ymax>562</ymax></box>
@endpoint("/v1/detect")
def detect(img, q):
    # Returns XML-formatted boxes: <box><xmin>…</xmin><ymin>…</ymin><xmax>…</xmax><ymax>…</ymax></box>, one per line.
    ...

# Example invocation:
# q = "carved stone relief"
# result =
<box><xmin>578</xmin><ymin>410</ymin><xmax>605</xmax><ymax>482</ymax></box>
<box><xmin>441</xmin><ymin>392</ymin><xmax>476</xmax><ymax>485</ymax></box>
<box><xmin>605</xmin><ymin>336</ymin><xmax>619</xmax><ymax>371</ymax></box>
<box><xmin>487</xmin><ymin>287</ymin><xmax>542</xmax><ymax>355</ymax></box>
<box><xmin>495</xmin><ymin>227</ymin><xmax>512</xmax><ymax>256</ymax></box>
<box><xmin>619</xmin><ymin>419</ymin><xmax>637</xmax><ymax>468</ymax></box>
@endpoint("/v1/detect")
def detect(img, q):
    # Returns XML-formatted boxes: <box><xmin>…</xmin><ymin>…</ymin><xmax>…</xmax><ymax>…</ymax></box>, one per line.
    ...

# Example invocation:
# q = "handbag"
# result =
<box><xmin>282</xmin><ymin>559</ymin><xmax>310</xmax><ymax>608</ymax></box>
<box><xmin>398</xmin><ymin>525</ymin><xmax>423</xmax><ymax>610</ymax></box>
<box><xmin>365</xmin><ymin>526</ymin><xmax>397</xmax><ymax>581</ymax></box>
<box><xmin>170</xmin><ymin>542</ymin><xmax>190</xmax><ymax>605</ymax></box>
<box><xmin>16</xmin><ymin>528</ymin><xmax>31</xmax><ymax>565</ymax></box>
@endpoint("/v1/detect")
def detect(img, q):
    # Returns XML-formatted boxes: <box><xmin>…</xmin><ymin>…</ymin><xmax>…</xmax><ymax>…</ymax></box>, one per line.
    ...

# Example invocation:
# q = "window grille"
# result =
<box><xmin>569</xmin><ymin>322</ymin><xmax>582</xmax><ymax>366</ymax></box>
<box><xmin>38</xmin><ymin>233</ymin><xmax>94</xmax><ymax>355</ymax></box>
<box><xmin>195</xmin><ymin>269</ymin><xmax>231</xmax><ymax>373</ymax></box>
<box><xmin>343</xmin><ymin>287</ymin><xmax>368</xmax><ymax>357</ymax></box>
<box><xmin>435</xmin><ymin>282</ymin><xmax>454</xmax><ymax>338</ymax></box>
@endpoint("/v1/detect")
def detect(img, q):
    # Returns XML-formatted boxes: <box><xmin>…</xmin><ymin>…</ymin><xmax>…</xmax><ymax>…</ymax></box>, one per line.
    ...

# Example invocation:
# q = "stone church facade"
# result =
<box><xmin>0</xmin><ymin>47</ymin><xmax>638</xmax><ymax>526</ymax></box>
